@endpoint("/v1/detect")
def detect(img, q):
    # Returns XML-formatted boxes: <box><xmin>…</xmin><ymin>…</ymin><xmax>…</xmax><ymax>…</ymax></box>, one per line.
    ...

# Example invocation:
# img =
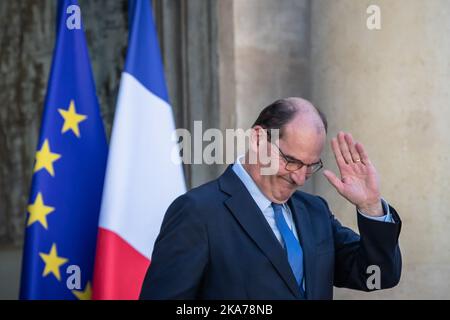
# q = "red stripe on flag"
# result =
<box><xmin>93</xmin><ymin>227</ymin><xmax>150</xmax><ymax>300</ymax></box>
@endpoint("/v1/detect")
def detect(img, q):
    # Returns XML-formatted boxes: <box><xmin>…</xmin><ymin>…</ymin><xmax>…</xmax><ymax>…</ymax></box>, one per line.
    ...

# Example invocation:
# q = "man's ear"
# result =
<box><xmin>248</xmin><ymin>126</ymin><xmax>263</xmax><ymax>165</ymax></box>
<box><xmin>249</xmin><ymin>127</ymin><xmax>259</xmax><ymax>153</ymax></box>
<box><xmin>250</xmin><ymin>126</ymin><xmax>267</xmax><ymax>149</ymax></box>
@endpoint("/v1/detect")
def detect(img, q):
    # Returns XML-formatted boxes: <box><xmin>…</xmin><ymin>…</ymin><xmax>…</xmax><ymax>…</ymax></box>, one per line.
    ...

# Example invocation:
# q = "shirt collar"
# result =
<box><xmin>232</xmin><ymin>155</ymin><xmax>272</xmax><ymax>212</ymax></box>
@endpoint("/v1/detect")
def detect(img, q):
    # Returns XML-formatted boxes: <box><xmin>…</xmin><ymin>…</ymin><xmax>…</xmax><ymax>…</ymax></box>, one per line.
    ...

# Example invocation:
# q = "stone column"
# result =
<box><xmin>226</xmin><ymin>0</ymin><xmax>313</xmax><ymax>191</ymax></box>
<box><xmin>311</xmin><ymin>0</ymin><xmax>450</xmax><ymax>299</ymax></box>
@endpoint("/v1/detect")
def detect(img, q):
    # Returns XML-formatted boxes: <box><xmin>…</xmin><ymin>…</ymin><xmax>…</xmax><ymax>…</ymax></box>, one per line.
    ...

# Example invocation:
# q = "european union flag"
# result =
<box><xmin>19</xmin><ymin>0</ymin><xmax>107</xmax><ymax>299</ymax></box>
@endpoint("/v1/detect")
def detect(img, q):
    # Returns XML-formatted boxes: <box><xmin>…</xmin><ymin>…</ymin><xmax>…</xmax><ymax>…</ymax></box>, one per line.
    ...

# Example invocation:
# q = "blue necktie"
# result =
<box><xmin>272</xmin><ymin>203</ymin><xmax>305</xmax><ymax>296</ymax></box>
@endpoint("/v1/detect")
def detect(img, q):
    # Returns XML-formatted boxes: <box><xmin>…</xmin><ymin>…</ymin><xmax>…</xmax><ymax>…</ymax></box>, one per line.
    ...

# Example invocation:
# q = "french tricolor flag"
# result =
<box><xmin>92</xmin><ymin>0</ymin><xmax>186</xmax><ymax>300</ymax></box>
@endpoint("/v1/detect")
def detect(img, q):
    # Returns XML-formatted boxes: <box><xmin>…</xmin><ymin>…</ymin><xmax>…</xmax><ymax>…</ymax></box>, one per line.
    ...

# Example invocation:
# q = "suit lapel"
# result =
<box><xmin>288</xmin><ymin>197</ymin><xmax>315</xmax><ymax>300</ymax></box>
<box><xmin>219</xmin><ymin>166</ymin><xmax>302</xmax><ymax>299</ymax></box>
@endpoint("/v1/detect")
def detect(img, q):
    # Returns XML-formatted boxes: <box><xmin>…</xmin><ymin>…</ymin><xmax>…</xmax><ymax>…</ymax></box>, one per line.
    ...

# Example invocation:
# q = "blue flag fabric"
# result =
<box><xmin>19</xmin><ymin>0</ymin><xmax>107</xmax><ymax>299</ymax></box>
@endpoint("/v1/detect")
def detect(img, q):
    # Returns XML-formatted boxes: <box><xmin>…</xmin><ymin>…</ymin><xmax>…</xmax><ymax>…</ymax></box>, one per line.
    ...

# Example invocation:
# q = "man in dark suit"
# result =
<box><xmin>140</xmin><ymin>97</ymin><xmax>402</xmax><ymax>300</ymax></box>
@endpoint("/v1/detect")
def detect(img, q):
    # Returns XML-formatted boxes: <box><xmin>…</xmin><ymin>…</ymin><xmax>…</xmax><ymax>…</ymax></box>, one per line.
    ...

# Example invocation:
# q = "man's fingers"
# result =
<box><xmin>323</xmin><ymin>170</ymin><xmax>344</xmax><ymax>194</ymax></box>
<box><xmin>344</xmin><ymin>133</ymin><xmax>361</xmax><ymax>163</ymax></box>
<box><xmin>355</xmin><ymin>142</ymin><xmax>370</xmax><ymax>165</ymax></box>
<box><xmin>337</xmin><ymin>132</ymin><xmax>353</xmax><ymax>164</ymax></box>
<box><xmin>331</xmin><ymin>137</ymin><xmax>346</xmax><ymax>169</ymax></box>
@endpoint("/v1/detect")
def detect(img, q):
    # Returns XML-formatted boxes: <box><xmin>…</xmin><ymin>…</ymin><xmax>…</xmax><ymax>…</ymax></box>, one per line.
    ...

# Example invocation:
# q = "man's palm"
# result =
<box><xmin>323</xmin><ymin>132</ymin><xmax>381</xmax><ymax>214</ymax></box>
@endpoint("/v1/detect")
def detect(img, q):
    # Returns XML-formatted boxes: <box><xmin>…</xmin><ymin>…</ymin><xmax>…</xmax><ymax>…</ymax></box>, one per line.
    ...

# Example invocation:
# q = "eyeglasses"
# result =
<box><xmin>271</xmin><ymin>142</ymin><xmax>323</xmax><ymax>174</ymax></box>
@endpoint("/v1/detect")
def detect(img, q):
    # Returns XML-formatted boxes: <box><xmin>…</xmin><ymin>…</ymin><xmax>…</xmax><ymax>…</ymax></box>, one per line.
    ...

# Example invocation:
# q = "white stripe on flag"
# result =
<box><xmin>99</xmin><ymin>72</ymin><xmax>186</xmax><ymax>259</ymax></box>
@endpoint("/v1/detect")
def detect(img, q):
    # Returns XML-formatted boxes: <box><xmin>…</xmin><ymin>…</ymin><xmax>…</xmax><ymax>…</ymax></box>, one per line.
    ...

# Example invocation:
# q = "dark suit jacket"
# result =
<box><xmin>140</xmin><ymin>165</ymin><xmax>402</xmax><ymax>300</ymax></box>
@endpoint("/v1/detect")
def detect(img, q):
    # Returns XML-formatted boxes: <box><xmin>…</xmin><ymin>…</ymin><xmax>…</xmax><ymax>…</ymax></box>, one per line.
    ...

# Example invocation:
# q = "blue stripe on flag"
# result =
<box><xmin>125</xmin><ymin>0</ymin><xmax>169</xmax><ymax>103</ymax></box>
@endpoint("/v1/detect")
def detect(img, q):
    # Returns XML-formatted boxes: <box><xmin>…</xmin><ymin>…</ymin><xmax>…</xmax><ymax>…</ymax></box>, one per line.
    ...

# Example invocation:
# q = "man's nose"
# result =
<box><xmin>290</xmin><ymin>165</ymin><xmax>308</xmax><ymax>186</ymax></box>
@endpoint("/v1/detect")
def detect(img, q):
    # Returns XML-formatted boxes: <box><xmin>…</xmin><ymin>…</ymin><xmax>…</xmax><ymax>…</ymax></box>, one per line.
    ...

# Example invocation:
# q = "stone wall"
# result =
<box><xmin>311</xmin><ymin>0</ymin><xmax>450</xmax><ymax>299</ymax></box>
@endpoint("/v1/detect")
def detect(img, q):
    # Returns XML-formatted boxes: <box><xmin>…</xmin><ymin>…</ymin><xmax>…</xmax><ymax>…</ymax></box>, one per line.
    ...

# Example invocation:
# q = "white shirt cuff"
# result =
<box><xmin>358</xmin><ymin>199</ymin><xmax>394</xmax><ymax>223</ymax></box>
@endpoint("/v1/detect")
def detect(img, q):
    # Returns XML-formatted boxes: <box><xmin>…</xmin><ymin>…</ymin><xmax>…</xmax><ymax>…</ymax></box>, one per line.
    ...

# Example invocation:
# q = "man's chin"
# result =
<box><xmin>274</xmin><ymin>185</ymin><xmax>297</xmax><ymax>202</ymax></box>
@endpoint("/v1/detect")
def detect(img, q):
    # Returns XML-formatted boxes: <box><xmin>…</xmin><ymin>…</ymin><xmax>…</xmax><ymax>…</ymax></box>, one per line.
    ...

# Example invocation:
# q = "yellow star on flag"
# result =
<box><xmin>34</xmin><ymin>139</ymin><xmax>61</xmax><ymax>177</ymax></box>
<box><xmin>72</xmin><ymin>282</ymin><xmax>92</xmax><ymax>300</ymax></box>
<box><xmin>58</xmin><ymin>100</ymin><xmax>87</xmax><ymax>137</ymax></box>
<box><xmin>39</xmin><ymin>243</ymin><xmax>68</xmax><ymax>281</ymax></box>
<box><xmin>27</xmin><ymin>192</ymin><xmax>55</xmax><ymax>229</ymax></box>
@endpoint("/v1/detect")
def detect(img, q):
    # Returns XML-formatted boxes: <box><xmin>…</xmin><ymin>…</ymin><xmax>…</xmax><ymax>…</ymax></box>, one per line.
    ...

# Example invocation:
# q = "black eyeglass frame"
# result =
<box><xmin>265</xmin><ymin>129</ymin><xmax>323</xmax><ymax>173</ymax></box>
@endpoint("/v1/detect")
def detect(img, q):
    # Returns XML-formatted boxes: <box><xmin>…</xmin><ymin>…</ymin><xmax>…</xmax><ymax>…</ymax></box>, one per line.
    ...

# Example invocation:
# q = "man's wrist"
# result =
<box><xmin>357</xmin><ymin>199</ymin><xmax>383</xmax><ymax>217</ymax></box>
